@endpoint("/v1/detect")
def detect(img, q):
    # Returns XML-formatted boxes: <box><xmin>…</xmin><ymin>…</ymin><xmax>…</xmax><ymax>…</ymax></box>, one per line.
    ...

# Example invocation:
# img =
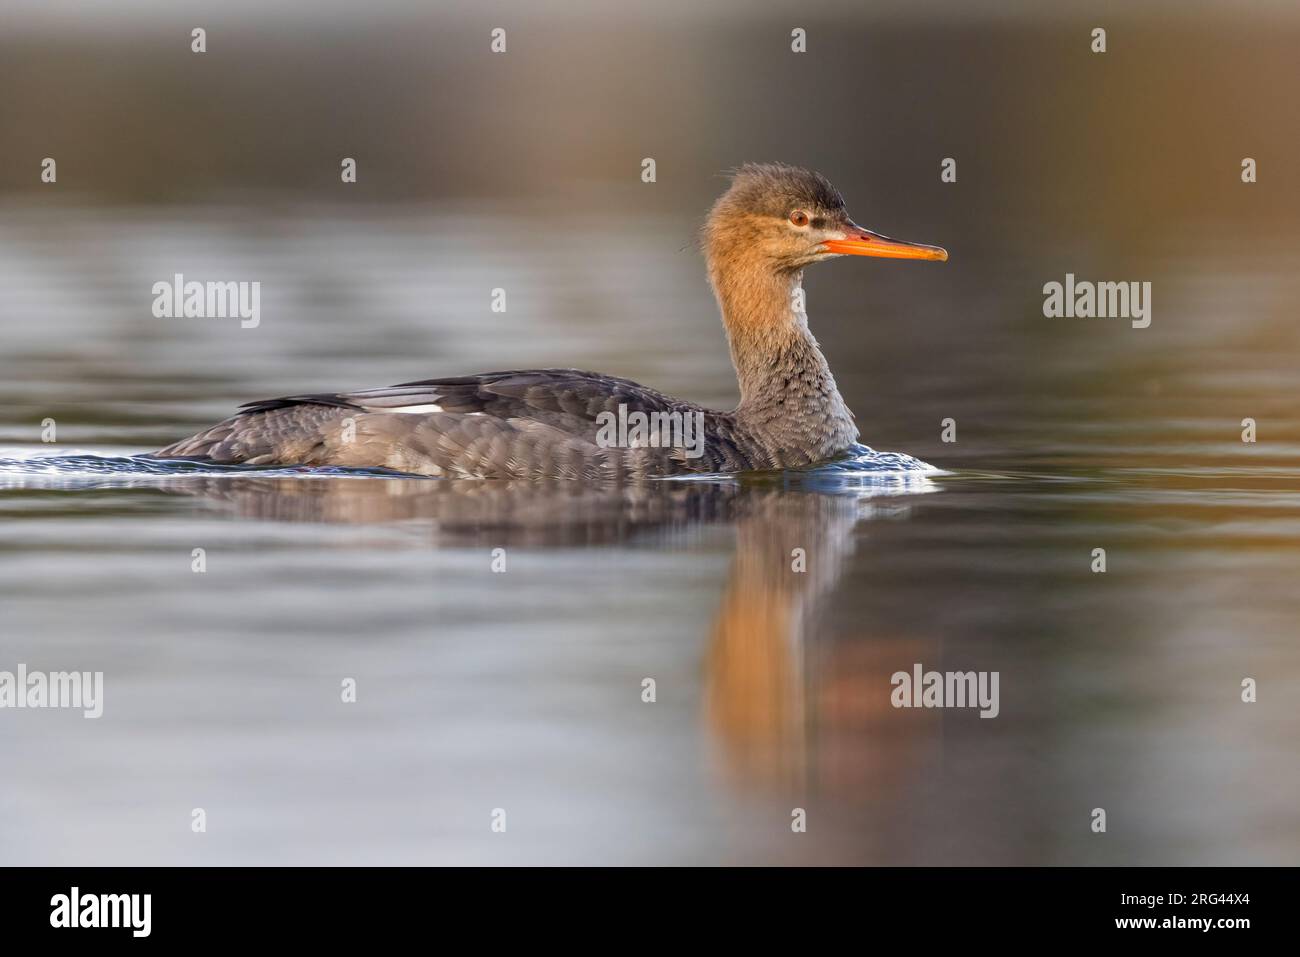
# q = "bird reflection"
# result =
<box><xmin>703</xmin><ymin>490</ymin><xmax>855</xmax><ymax>792</ymax></box>
<box><xmin>45</xmin><ymin>464</ymin><xmax>936</xmax><ymax>794</ymax></box>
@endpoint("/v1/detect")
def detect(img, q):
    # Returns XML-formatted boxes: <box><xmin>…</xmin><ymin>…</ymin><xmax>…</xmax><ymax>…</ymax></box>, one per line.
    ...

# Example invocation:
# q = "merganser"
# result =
<box><xmin>152</xmin><ymin>164</ymin><xmax>946</xmax><ymax>478</ymax></box>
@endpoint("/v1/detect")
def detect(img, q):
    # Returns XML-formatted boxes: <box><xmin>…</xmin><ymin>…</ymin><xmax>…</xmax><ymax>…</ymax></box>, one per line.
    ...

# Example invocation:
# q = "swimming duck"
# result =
<box><xmin>152</xmin><ymin>164</ymin><xmax>946</xmax><ymax>479</ymax></box>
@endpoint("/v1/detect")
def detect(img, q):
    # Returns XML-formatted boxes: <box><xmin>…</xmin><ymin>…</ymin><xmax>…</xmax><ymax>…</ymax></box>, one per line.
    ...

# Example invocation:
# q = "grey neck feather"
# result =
<box><xmin>709</xmin><ymin>265</ymin><xmax>860</xmax><ymax>463</ymax></box>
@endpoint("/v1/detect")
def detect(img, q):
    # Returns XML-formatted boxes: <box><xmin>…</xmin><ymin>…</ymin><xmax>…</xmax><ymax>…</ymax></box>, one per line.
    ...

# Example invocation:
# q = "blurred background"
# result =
<box><xmin>0</xmin><ymin>0</ymin><xmax>1297</xmax><ymax>865</ymax></box>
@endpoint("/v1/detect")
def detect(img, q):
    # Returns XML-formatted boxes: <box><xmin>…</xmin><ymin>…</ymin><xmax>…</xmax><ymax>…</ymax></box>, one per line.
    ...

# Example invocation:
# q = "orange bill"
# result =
<box><xmin>822</xmin><ymin>222</ymin><xmax>948</xmax><ymax>262</ymax></box>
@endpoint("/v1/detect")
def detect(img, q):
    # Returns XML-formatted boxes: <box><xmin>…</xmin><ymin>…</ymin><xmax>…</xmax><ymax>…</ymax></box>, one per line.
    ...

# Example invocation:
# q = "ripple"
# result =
<box><xmin>0</xmin><ymin>443</ymin><xmax>938</xmax><ymax>477</ymax></box>
<box><xmin>0</xmin><ymin>449</ymin><xmax>411</xmax><ymax>485</ymax></box>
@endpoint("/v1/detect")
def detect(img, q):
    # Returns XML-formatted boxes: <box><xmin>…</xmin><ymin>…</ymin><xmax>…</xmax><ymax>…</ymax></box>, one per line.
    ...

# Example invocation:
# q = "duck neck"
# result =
<box><xmin>710</xmin><ymin>264</ymin><xmax>859</xmax><ymax>459</ymax></box>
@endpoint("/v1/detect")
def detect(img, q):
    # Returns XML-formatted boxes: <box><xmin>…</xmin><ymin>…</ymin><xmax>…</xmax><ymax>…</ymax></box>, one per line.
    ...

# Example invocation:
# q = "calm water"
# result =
<box><xmin>1</xmin><ymin>206</ymin><xmax>1297</xmax><ymax>865</ymax></box>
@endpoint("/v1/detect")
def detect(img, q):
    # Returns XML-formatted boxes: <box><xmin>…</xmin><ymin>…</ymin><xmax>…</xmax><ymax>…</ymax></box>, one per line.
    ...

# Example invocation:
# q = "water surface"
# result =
<box><xmin>1</xmin><ymin>207</ymin><xmax>1297</xmax><ymax>865</ymax></box>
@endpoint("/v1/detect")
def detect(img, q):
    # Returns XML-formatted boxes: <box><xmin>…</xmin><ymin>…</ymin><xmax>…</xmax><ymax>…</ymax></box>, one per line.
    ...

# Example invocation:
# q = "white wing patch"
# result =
<box><xmin>384</xmin><ymin>403</ymin><xmax>444</xmax><ymax>414</ymax></box>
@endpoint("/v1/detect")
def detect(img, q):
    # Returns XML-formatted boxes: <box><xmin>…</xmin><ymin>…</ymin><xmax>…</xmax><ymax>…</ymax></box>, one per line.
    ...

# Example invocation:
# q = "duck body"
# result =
<box><xmin>151</xmin><ymin>164</ymin><xmax>945</xmax><ymax>480</ymax></box>
<box><xmin>153</xmin><ymin>362</ymin><xmax>857</xmax><ymax>479</ymax></box>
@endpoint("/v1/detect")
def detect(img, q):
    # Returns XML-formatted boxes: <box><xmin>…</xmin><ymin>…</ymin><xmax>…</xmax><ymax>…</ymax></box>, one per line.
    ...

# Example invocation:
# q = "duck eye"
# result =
<box><xmin>789</xmin><ymin>210</ymin><xmax>810</xmax><ymax>227</ymax></box>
